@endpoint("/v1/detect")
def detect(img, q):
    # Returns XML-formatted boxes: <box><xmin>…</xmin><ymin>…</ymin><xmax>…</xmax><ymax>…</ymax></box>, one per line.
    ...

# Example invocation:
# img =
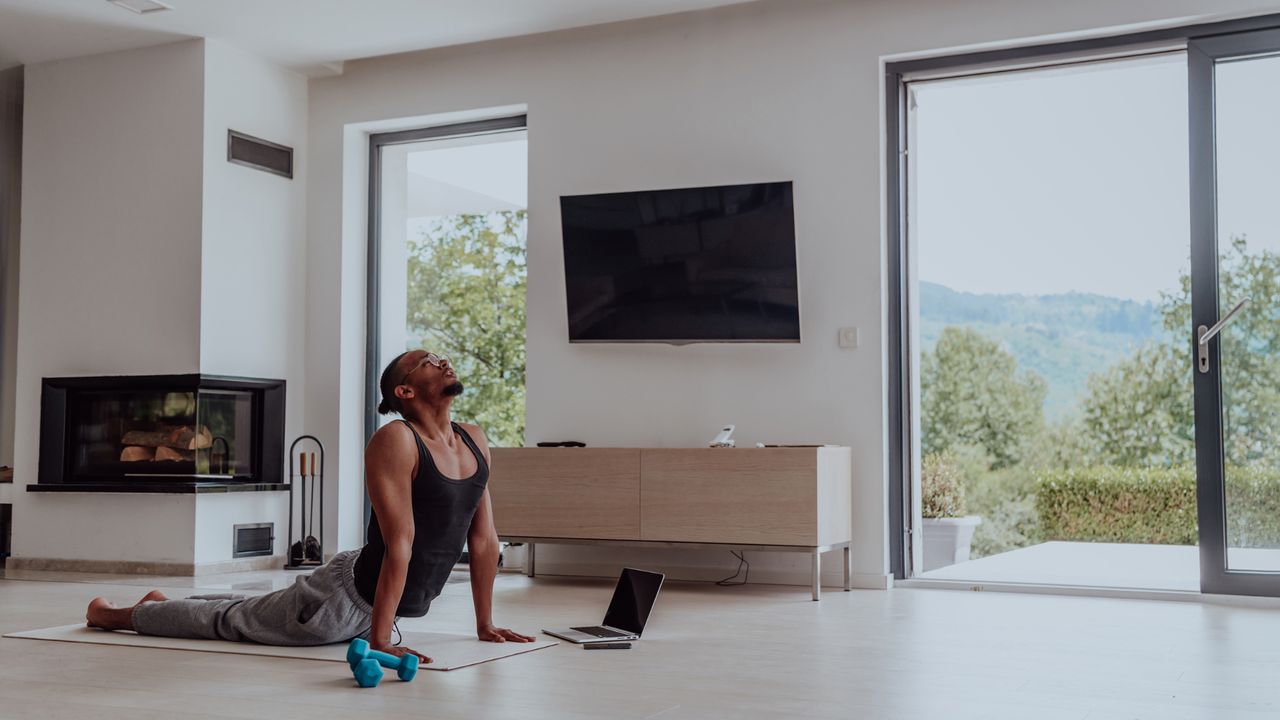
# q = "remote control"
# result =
<box><xmin>583</xmin><ymin>642</ymin><xmax>631</xmax><ymax>650</ymax></box>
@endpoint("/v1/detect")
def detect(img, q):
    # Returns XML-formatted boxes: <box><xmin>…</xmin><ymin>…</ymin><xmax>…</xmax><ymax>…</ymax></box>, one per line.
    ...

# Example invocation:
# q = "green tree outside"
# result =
<box><xmin>405</xmin><ymin>211</ymin><xmax>527</xmax><ymax>447</ymax></box>
<box><xmin>1079</xmin><ymin>343</ymin><xmax>1194</xmax><ymax>467</ymax></box>
<box><xmin>921</xmin><ymin>327</ymin><xmax>1047</xmax><ymax>470</ymax></box>
<box><xmin>920</xmin><ymin>328</ymin><xmax>1047</xmax><ymax>557</ymax></box>
<box><xmin>1080</xmin><ymin>236</ymin><xmax>1280</xmax><ymax>468</ymax></box>
<box><xmin>924</xmin><ymin>236</ymin><xmax>1280</xmax><ymax>558</ymax></box>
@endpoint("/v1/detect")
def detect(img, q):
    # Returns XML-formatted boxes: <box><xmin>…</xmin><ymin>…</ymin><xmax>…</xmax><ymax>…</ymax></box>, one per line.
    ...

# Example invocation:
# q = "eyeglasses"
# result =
<box><xmin>398</xmin><ymin>352</ymin><xmax>449</xmax><ymax>386</ymax></box>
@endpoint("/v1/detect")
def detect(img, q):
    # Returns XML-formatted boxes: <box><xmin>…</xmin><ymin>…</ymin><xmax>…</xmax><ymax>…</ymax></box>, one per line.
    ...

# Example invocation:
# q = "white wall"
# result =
<box><xmin>0</xmin><ymin>66</ymin><xmax>21</xmax><ymax>470</ymax></box>
<box><xmin>199</xmin><ymin>40</ymin><xmax>309</xmax><ymax>560</ymax></box>
<box><xmin>18</xmin><ymin>41</ymin><xmax>205</xmax><ymax>377</ymax></box>
<box><xmin>11</xmin><ymin>40</ymin><xmax>206</xmax><ymax>562</ymax></box>
<box><xmin>21</xmin><ymin>493</ymin><xmax>196</xmax><ymax>564</ymax></box>
<box><xmin>193</xmin><ymin>491</ymin><xmax>290</xmax><ymax>564</ymax></box>
<box><xmin>12</xmin><ymin>39</ymin><xmax>309</xmax><ymax>568</ymax></box>
<box><xmin>200</xmin><ymin>39</ymin><xmax>307</xmax><ymax>427</ymax></box>
<box><xmin>305</xmin><ymin>0</ymin><xmax>1280</xmax><ymax>588</ymax></box>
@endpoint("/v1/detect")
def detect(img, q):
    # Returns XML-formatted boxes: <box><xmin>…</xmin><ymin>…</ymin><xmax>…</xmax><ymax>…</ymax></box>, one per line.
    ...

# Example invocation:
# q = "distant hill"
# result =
<box><xmin>918</xmin><ymin>282</ymin><xmax>1166</xmax><ymax>420</ymax></box>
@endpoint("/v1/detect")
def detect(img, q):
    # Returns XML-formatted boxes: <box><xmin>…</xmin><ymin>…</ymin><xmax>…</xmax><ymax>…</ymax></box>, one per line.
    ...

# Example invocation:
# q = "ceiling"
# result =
<box><xmin>0</xmin><ymin>0</ymin><xmax>761</xmax><ymax>77</ymax></box>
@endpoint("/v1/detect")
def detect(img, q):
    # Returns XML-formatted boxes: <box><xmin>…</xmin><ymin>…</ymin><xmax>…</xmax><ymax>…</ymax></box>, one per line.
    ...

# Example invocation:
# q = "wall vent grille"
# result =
<box><xmin>227</xmin><ymin>130</ymin><xmax>293</xmax><ymax>178</ymax></box>
<box><xmin>233</xmin><ymin>523</ymin><xmax>274</xmax><ymax>558</ymax></box>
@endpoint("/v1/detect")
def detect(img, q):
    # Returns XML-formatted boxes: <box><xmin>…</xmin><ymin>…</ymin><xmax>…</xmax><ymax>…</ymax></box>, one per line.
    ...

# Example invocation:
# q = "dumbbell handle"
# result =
<box><xmin>363</xmin><ymin>647</ymin><xmax>404</xmax><ymax>669</ymax></box>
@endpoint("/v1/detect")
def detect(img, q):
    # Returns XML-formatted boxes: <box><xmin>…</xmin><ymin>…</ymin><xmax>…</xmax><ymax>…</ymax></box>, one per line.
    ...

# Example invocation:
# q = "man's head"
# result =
<box><xmin>377</xmin><ymin>349</ymin><xmax>464</xmax><ymax>417</ymax></box>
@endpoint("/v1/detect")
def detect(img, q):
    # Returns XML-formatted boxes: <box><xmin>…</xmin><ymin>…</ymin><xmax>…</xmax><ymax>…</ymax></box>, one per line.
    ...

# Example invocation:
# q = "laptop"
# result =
<box><xmin>543</xmin><ymin>568</ymin><xmax>665</xmax><ymax>644</ymax></box>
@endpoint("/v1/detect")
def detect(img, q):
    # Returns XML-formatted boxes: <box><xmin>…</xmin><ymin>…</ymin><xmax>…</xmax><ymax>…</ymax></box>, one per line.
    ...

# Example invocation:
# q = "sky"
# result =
<box><xmin>911</xmin><ymin>52</ymin><xmax>1218</xmax><ymax>304</ymax></box>
<box><xmin>405</xmin><ymin>132</ymin><xmax>528</xmax><ymax>210</ymax></box>
<box><xmin>401</xmin><ymin>131</ymin><xmax>528</xmax><ymax>243</ymax></box>
<box><xmin>1214</xmin><ymin>53</ymin><xmax>1280</xmax><ymax>275</ymax></box>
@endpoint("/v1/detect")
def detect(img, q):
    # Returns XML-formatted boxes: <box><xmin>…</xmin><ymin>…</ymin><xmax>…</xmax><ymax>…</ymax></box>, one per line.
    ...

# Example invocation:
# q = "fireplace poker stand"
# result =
<box><xmin>285</xmin><ymin>435</ymin><xmax>325</xmax><ymax>569</ymax></box>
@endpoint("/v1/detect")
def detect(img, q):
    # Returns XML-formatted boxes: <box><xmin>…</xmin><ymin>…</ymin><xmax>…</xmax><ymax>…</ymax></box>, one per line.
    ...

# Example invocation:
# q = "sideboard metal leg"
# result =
<box><xmin>812</xmin><ymin>550</ymin><xmax>821</xmax><ymax>601</ymax></box>
<box><xmin>527</xmin><ymin>542</ymin><xmax>536</xmax><ymax>578</ymax></box>
<box><xmin>844</xmin><ymin>546</ymin><xmax>851</xmax><ymax>591</ymax></box>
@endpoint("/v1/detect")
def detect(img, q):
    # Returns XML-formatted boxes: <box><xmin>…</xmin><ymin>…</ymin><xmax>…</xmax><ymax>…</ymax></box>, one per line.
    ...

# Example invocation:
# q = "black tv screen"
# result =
<box><xmin>561</xmin><ymin>181</ymin><xmax>799</xmax><ymax>343</ymax></box>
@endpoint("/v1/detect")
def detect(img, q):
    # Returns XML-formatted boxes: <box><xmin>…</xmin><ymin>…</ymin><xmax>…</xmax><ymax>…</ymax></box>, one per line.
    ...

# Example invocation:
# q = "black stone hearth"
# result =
<box><xmin>34</xmin><ymin>374</ymin><xmax>284</xmax><ymax>493</ymax></box>
<box><xmin>26</xmin><ymin>481</ymin><xmax>287</xmax><ymax>494</ymax></box>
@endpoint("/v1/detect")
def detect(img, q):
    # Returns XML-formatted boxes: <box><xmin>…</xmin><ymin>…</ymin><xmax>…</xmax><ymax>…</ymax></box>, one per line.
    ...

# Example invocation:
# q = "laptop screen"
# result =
<box><xmin>602</xmin><ymin>568</ymin><xmax>665</xmax><ymax>635</ymax></box>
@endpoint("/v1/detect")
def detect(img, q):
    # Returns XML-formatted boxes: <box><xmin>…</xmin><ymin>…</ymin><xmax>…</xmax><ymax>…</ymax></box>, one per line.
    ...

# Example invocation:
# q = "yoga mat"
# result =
<box><xmin>4</xmin><ymin>624</ymin><xmax>557</xmax><ymax>671</ymax></box>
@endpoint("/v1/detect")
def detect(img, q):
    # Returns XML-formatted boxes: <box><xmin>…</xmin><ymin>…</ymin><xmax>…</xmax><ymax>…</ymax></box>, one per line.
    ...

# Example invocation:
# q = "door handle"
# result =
<box><xmin>1197</xmin><ymin>298</ymin><xmax>1250</xmax><ymax>373</ymax></box>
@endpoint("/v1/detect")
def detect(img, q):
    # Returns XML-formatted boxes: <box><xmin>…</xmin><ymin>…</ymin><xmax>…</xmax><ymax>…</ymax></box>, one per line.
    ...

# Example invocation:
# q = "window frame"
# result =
<box><xmin>364</xmin><ymin>115</ymin><xmax>528</xmax><ymax>525</ymax></box>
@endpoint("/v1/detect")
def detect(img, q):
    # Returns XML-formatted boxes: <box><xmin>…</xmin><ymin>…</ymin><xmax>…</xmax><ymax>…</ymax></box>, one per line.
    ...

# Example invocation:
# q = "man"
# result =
<box><xmin>86</xmin><ymin>349</ymin><xmax>534</xmax><ymax>663</ymax></box>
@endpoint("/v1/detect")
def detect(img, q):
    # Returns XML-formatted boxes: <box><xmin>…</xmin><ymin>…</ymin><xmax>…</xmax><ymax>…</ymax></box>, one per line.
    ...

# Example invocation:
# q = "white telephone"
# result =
<box><xmin>708</xmin><ymin>424</ymin><xmax>736</xmax><ymax>448</ymax></box>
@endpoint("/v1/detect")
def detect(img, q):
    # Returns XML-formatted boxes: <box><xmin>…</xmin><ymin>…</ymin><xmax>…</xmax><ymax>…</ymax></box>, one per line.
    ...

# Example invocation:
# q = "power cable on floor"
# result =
<box><xmin>715</xmin><ymin>551</ymin><xmax>750</xmax><ymax>586</ymax></box>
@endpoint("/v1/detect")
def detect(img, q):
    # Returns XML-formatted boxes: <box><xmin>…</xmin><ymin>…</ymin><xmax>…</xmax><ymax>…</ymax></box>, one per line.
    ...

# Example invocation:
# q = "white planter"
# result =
<box><xmin>501</xmin><ymin>542</ymin><xmax>527</xmax><ymax>572</ymax></box>
<box><xmin>921</xmin><ymin>516</ymin><xmax>982</xmax><ymax>572</ymax></box>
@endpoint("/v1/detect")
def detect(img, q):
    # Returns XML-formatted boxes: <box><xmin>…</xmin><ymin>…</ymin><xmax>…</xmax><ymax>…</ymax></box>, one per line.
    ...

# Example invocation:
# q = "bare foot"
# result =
<box><xmin>86</xmin><ymin>597</ymin><xmax>116</xmax><ymax>629</ymax></box>
<box><xmin>139</xmin><ymin>590</ymin><xmax>168</xmax><ymax>604</ymax></box>
<box><xmin>86</xmin><ymin>596</ymin><xmax>140</xmax><ymax>632</ymax></box>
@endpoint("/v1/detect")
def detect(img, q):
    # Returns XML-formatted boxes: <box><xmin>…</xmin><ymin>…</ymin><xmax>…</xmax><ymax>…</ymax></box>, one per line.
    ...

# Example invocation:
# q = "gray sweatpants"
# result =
<box><xmin>131</xmin><ymin>549</ymin><xmax>373</xmax><ymax>646</ymax></box>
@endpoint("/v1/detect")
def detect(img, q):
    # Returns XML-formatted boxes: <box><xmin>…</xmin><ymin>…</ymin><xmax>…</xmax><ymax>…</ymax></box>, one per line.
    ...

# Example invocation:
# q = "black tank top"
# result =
<box><xmin>352</xmin><ymin>420</ymin><xmax>489</xmax><ymax>617</ymax></box>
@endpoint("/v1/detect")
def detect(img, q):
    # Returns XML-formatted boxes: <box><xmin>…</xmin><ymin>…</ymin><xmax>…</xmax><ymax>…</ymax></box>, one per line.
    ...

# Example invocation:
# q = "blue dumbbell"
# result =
<box><xmin>352</xmin><ymin>658</ymin><xmax>384</xmax><ymax>688</ymax></box>
<box><xmin>347</xmin><ymin>638</ymin><xmax>419</xmax><ymax>688</ymax></box>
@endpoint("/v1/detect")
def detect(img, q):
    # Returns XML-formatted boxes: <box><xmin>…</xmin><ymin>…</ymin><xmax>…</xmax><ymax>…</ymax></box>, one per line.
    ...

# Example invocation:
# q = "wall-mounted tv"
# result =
<box><xmin>561</xmin><ymin>181</ymin><xmax>799</xmax><ymax>344</ymax></box>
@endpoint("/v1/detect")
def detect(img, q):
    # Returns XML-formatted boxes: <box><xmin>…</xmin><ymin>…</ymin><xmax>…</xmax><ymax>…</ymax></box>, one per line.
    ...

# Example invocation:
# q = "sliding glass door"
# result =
<box><xmin>1190</xmin><ymin>30</ymin><xmax>1280</xmax><ymax>596</ymax></box>
<box><xmin>888</xmin><ymin>17</ymin><xmax>1280</xmax><ymax>597</ymax></box>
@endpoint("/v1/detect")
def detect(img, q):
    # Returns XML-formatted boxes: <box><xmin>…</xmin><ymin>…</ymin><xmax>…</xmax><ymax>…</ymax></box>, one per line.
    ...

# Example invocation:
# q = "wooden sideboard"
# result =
<box><xmin>488</xmin><ymin>446</ymin><xmax>852</xmax><ymax>600</ymax></box>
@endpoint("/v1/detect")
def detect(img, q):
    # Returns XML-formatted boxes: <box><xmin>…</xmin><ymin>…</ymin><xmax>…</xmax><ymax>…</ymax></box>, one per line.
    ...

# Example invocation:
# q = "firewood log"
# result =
<box><xmin>120</xmin><ymin>446</ymin><xmax>155</xmax><ymax>462</ymax></box>
<box><xmin>169</xmin><ymin>425</ymin><xmax>213</xmax><ymax>450</ymax></box>
<box><xmin>120</xmin><ymin>430</ymin><xmax>171</xmax><ymax>448</ymax></box>
<box><xmin>121</xmin><ymin>426</ymin><xmax>213</xmax><ymax>450</ymax></box>
<box><xmin>154</xmin><ymin>446</ymin><xmax>195</xmax><ymax>462</ymax></box>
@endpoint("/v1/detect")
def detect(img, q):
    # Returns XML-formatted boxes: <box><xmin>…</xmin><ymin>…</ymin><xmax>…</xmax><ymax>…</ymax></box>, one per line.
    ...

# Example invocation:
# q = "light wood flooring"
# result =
<box><xmin>1</xmin><ymin>566</ymin><xmax>1279</xmax><ymax>719</ymax></box>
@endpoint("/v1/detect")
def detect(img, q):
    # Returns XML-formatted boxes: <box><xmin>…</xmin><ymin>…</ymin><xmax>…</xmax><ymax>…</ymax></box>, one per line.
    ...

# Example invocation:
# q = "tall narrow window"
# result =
<box><xmin>371</xmin><ymin>120</ymin><xmax>528</xmax><ymax>447</ymax></box>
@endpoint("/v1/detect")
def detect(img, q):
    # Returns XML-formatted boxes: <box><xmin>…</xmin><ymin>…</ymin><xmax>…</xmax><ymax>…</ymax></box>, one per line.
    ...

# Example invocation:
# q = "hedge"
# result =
<box><xmin>1035</xmin><ymin>465</ymin><xmax>1280</xmax><ymax>547</ymax></box>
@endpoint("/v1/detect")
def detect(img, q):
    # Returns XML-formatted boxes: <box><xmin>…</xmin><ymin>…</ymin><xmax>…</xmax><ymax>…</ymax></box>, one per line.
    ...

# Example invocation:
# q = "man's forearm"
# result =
<box><xmin>469</xmin><ymin>537</ymin><xmax>500</xmax><ymax>627</ymax></box>
<box><xmin>371</xmin><ymin>545</ymin><xmax>411</xmax><ymax>647</ymax></box>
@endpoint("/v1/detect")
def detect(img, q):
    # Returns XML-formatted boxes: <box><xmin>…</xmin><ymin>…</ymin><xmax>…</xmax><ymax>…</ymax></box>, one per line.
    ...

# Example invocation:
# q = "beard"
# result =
<box><xmin>442</xmin><ymin>381</ymin><xmax>465</xmax><ymax>397</ymax></box>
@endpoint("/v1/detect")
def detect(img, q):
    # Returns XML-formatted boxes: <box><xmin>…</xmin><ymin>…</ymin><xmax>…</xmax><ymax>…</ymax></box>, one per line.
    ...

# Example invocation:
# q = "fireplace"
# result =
<box><xmin>36</xmin><ymin>375</ymin><xmax>284</xmax><ymax>491</ymax></box>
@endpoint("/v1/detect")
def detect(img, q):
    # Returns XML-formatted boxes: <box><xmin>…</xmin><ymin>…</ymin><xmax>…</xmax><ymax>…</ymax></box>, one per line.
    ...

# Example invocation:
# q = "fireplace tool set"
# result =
<box><xmin>285</xmin><ymin>435</ymin><xmax>325</xmax><ymax>569</ymax></box>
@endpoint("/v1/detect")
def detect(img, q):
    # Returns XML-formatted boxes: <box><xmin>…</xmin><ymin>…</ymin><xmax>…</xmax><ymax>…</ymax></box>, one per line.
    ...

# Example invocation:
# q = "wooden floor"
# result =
<box><xmin>1</xmin><ymin>566</ymin><xmax>1279</xmax><ymax>719</ymax></box>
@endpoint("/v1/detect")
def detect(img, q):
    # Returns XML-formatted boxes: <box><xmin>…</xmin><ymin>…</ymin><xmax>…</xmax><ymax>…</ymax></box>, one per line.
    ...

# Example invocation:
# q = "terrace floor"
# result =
<box><xmin>918</xmin><ymin>541</ymin><xmax>1280</xmax><ymax>592</ymax></box>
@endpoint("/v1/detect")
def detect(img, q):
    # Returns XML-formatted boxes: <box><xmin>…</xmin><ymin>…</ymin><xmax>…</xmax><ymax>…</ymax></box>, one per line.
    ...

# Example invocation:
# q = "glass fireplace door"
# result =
<box><xmin>67</xmin><ymin>386</ymin><xmax>255</xmax><ymax>482</ymax></box>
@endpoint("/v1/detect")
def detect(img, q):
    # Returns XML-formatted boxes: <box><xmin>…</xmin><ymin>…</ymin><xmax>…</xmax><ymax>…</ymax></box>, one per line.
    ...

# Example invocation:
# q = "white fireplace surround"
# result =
<box><xmin>8</xmin><ymin>39</ymin><xmax>307</xmax><ymax>573</ymax></box>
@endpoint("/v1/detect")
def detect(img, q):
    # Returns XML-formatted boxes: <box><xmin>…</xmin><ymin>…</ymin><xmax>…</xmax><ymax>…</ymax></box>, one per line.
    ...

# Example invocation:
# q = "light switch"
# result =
<box><xmin>838</xmin><ymin>327</ymin><xmax>859</xmax><ymax>349</ymax></box>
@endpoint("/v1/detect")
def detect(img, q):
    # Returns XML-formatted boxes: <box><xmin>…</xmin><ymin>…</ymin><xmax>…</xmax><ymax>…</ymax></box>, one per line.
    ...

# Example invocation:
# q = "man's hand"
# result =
<box><xmin>477</xmin><ymin>623</ymin><xmax>536</xmax><ymax>643</ymax></box>
<box><xmin>370</xmin><ymin>643</ymin><xmax>433</xmax><ymax>665</ymax></box>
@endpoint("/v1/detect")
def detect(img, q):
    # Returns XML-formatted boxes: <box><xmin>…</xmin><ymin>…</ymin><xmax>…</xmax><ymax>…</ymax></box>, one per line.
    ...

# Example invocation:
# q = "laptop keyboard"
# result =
<box><xmin>571</xmin><ymin>626</ymin><xmax>625</xmax><ymax>638</ymax></box>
